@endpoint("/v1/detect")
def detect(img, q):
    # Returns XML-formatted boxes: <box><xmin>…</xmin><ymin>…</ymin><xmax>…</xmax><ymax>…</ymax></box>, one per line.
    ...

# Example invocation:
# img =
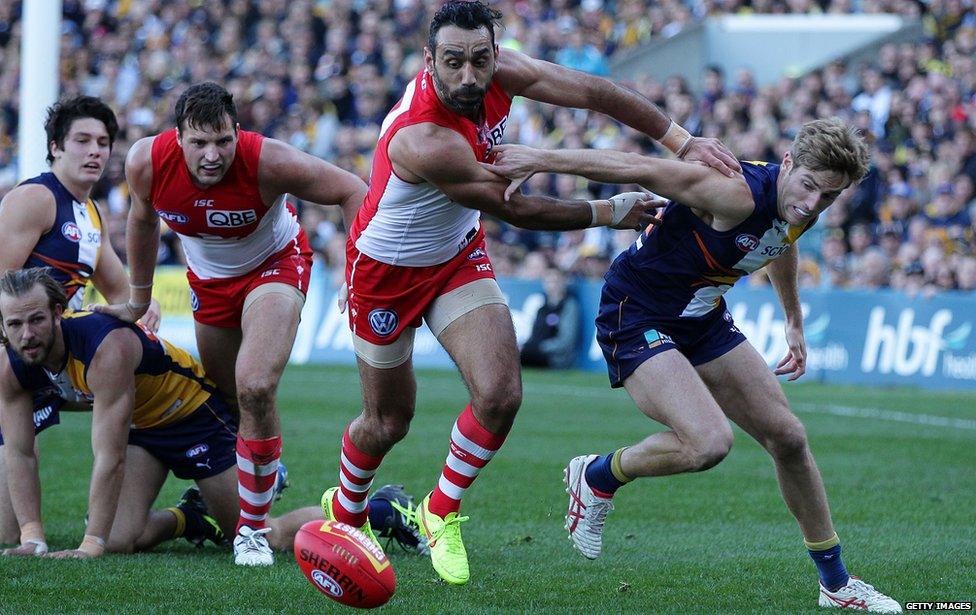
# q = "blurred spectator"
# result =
<box><xmin>520</xmin><ymin>266</ymin><xmax>582</xmax><ymax>369</ymax></box>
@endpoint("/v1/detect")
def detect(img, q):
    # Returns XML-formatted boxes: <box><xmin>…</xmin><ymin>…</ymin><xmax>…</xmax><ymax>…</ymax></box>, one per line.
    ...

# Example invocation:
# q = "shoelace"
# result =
<box><xmin>586</xmin><ymin>498</ymin><xmax>614</xmax><ymax>536</ymax></box>
<box><xmin>428</xmin><ymin>514</ymin><xmax>470</xmax><ymax>555</ymax></box>
<box><xmin>388</xmin><ymin>500</ymin><xmax>430</xmax><ymax>554</ymax></box>
<box><xmin>239</xmin><ymin>527</ymin><xmax>272</xmax><ymax>552</ymax></box>
<box><xmin>848</xmin><ymin>579</ymin><xmax>887</xmax><ymax>601</ymax></box>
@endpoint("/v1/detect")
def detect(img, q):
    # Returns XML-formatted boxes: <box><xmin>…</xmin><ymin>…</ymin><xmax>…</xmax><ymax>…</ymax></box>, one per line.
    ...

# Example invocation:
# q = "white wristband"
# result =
<box><xmin>660</xmin><ymin>120</ymin><xmax>693</xmax><ymax>157</ymax></box>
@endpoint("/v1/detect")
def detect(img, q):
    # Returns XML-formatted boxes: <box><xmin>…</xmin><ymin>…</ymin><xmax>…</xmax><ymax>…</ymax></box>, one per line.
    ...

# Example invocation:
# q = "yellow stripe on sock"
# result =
<box><xmin>166</xmin><ymin>507</ymin><xmax>186</xmax><ymax>538</ymax></box>
<box><xmin>804</xmin><ymin>532</ymin><xmax>840</xmax><ymax>551</ymax></box>
<box><xmin>610</xmin><ymin>447</ymin><xmax>633</xmax><ymax>484</ymax></box>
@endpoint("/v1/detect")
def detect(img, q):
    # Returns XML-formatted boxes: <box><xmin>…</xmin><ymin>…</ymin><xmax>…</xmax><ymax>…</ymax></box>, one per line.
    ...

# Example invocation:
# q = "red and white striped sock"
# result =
<box><xmin>428</xmin><ymin>404</ymin><xmax>508</xmax><ymax>517</ymax></box>
<box><xmin>332</xmin><ymin>427</ymin><xmax>382</xmax><ymax>527</ymax></box>
<box><xmin>236</xmin><ymin>435</ymin><xmax>281</xmax><ymax>533</ymax></box>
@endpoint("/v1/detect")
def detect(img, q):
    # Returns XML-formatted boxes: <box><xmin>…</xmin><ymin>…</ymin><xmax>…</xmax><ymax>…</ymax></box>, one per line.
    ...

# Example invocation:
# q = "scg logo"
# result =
<box><xmin>207</xmin><ymin>210</ymin><xmax>257</xmax><ymax>228</ymax></box>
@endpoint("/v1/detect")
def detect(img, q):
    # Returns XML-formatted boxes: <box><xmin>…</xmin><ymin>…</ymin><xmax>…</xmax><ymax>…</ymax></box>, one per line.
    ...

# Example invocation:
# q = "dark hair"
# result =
<box><xmin>427</xmin><ymin>1</ymin><xmax>503</xmax><ymax>52</ymax></box>
<box><xmin>44</xmin><ymin>96</ymin><xmax>119</xmax><ymax>164</ymax></box>
<box><xmin>0</xmin><ymin>268</ymin><xmax>67</xmax><ymax>319</ymax></box>
<box><xmin>174</xmin><ymin>82</ymin><xmax>239</xmax><ymax>133</ymax></box>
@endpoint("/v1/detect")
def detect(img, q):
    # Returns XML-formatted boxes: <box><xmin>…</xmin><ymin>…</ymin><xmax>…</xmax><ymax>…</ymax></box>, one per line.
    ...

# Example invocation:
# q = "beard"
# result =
<box><xmin>19</xmin><ymin>334</ymin><xmax>54</xmax><ymax>366</ymax></box>
<box><xmin>431</xmin><ymin>69</ymin><xmax>486</xmax><ymax>116</ymax></box>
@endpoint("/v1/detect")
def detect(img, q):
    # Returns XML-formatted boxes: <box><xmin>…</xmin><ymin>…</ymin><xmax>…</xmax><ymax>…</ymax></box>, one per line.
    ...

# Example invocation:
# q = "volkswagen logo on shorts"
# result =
<box><xmin>189</xmin><ymin>289</ymin><xmax>200</xmax><ymax>312</ymax></box>
<box><xmin>368</xmin><ymin>309</ymin><xmax>398</xmax><ymax>337</ymax></box>
<box><xmin>61</xmin><ymin>222</ymin><xmax>82</xmax><ymax>242</ymax></box>
<box><xmin>735</xmin><ymin>233</ymin><xmax>760</xmax><ymax>252</ymax></box>
<box><xmin>185</xmin><ymin>443</ymin><xmax>209</xmax><ymax>458</ymax></box>
<box><xmin>311</xmin><ymin>569</ymin><xmax>343</xmax><ymax>597</ymax></box>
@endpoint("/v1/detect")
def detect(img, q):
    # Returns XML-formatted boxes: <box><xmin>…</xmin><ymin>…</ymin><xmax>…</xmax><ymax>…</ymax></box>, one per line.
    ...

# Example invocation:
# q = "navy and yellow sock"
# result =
<box><xmin>583</xmin><ymin>448</ymin><xmax>632</xmax><ymax>496</ymax></box>
<box><xmin>806</xmin><ymin>533</ymin><xmax>850</xmax><ymax>591</ymax></box>
<box><xmin>166</xmin><ymin>505</ymin><xmax>208</xmax><ymax>540</ymax></box>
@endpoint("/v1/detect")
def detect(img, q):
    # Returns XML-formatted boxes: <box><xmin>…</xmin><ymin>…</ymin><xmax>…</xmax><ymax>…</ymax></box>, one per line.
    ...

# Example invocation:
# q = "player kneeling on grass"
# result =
<box><xmin>483</xmin><ymin>119</ymin><xmax>901</xmax><ymax>613</ymax></box>
<box><xmin>0</xmin><ymin>268</ymin><xmax>425</xmax><ymax>559</ymax></box>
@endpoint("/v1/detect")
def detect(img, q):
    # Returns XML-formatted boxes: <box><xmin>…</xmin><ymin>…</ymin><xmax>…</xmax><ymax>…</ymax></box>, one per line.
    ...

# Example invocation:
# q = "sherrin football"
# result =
<box><xmin>294</xmin><ymin>520</ymin><xmax>396</xmax><ymax>609</ymax></box>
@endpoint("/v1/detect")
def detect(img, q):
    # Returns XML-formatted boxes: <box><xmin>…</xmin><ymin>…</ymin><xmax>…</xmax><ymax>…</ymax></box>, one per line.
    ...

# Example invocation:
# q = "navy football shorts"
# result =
<box><xmin>0</xmin><ymin>393</ymin><xmax>64</xmax><ymax>446</ymax></box>
<box><xmin>128</xmin><ymin>395</ymin><xmax>238</xmax><ymax>480</ymax></box>
<box><xmin>595</xmin><ymin>286</ymin><xmax>747</xmax><ymax>388</ymax></box>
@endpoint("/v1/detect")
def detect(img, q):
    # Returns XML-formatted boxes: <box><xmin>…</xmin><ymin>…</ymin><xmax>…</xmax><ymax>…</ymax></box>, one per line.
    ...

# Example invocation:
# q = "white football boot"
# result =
<box><xmin>818</xmin><ymin>576</ymin><xmax>902</xmax><ymax>613</ymax></box>
<box><xmin>233</xmin><ymin>525</ymin><xmax>274</xmax><ymax>566</ymax></box>
<box><xmin>564</xmin><ymin>454</ymin><xmax>614</xmax><ymax>559</ymax></box>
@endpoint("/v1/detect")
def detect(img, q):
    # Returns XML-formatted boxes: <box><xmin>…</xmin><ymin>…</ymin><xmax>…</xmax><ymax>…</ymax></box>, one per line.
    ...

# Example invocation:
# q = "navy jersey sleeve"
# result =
<box><xmin>60</xmin><ymin>312</ymin><xmax>132</xmax><ymax>367</ymax></box>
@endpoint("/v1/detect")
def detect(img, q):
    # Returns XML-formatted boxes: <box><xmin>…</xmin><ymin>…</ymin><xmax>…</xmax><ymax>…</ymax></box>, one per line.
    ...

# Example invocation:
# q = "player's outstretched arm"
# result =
<box><xmin>0</xmin><ymin>355</ymin><xmax>47</xmax><ymax>556</ymax></box>
<box><xmin>495</xmin><ymin>48</ymin><xmax>740</xmax><ymax>177</ymax></box>
<box><xmin>482</xmin><ymin>143</ymin><xmax>754</xmax><ymax>221</ymax></box>
<box><xmin>91</xmin><ymin>137</ymin><xmax>159</xmax><ymax>324</ymax></box>
<box><xmin>257</xmin><ymin>138</ymin><xmax>368</xmax><ymax>233</ymax></box>
<box><xmin>47</xmin><ymin>329</ymin><xmax>140</xmax><ymax>559</ymax></box>
<box><xmin>766</xmin><ymin>245</ymin><xmax>807</xmax><ymax>381</ymax></box>
<box><xmin>0</xmin><ymin>184</ymin><xmax>58</xmax><ymax>273</ymax></box>
<box><xmin>390</xmin><ymin>124</ymin><xmax>660</xmax><ymax>231</ymax></box>
<box><xmin>90</xmin><ymin>227</ymin><xmax>162</xmax><ymax>332</ymax></box>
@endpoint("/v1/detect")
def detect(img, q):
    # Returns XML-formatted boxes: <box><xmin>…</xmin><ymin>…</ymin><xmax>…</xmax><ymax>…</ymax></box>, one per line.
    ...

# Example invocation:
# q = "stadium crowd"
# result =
<box><xmin>0</xmin><ymin>0</ymin><xmax>974</xmax><ymax>297</ymax></box>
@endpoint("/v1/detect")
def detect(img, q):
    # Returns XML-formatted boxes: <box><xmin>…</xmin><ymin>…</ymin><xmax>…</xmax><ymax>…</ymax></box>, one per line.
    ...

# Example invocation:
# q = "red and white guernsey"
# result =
<box><xmin>150</xmin><ymin>128</ymin><xmax>302</xmax><ymax>279</ymax></box>
<box><xmin>351</xmin><ymin>69</ymin><xmax>512</xmax><ymax>267</ymax></box>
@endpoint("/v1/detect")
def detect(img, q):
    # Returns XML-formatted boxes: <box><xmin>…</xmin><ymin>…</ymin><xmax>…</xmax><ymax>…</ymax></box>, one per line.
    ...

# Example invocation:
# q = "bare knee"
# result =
<box><xmin>471</xmin><ymin>377</ymin><xmax>522</xmax><ymax>431</ymax></box>
<box><xmin>237</xmin><ymin>378</ymin><xmax>278</xmax><ymax>419</ymax></box>
<box><xmin>764</xmin><ymin>416</ymin><xmax>809</xmax><ymax>462</ymax></box>
<box><xmin>684</xmin><ymin>422</ymin><xmax>734</xmax><ymax>472</ymax></box>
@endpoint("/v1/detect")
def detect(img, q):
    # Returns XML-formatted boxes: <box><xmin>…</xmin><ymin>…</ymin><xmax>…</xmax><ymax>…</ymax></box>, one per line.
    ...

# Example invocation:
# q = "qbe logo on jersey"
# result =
<box><xmin>207</xmin><ymin>209</ymin><xmax>257</xmax><ymax>228</ymax></box>
<box><xmin>368</xmin><ymin>309</ymin><xmax>398</xmax><ymax>337</ymax></box>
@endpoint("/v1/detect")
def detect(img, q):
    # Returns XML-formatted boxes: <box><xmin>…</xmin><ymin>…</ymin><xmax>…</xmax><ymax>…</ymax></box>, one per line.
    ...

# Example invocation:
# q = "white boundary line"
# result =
<box><xmin>300</xmin><ymin>371</ymin><xmax>976</xmax><ymax>432</ymax></box>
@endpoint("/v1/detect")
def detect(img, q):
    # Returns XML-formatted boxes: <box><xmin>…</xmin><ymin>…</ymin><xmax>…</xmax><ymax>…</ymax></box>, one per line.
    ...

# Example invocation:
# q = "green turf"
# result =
<box><xmin>2</xmin><ymin>365</ymin><xmax>973</xmax><ymax>614</ymax></box>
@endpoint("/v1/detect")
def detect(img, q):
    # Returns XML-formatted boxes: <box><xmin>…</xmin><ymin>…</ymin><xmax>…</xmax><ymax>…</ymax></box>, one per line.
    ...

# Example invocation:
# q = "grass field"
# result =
<box><xmin>2</xmin><ymin>365</ymin><xmax>974</xmax><ymax>614</ymax></box>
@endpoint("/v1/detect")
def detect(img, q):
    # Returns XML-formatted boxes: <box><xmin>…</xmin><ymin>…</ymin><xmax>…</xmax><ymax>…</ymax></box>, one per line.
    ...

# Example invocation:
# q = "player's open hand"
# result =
<box><xmin>87</xmin><ymin>300</ymin><xmax>148</xmax><ymax>324</ymax></box>
<box><xmin>138</xmin><ymin>298</ymin><xmax>162</xmax><ymax>332</ymax></box>
<box><xmin>46</xmin><ymin>548</ymin><xmax>96</xmax><ymax>559</ymax></box>
<box><xmin>478</xmin><ymin>143</ymin><xmax>546</xmax><ymax>201</ymax></box>
<box><xmin>2</xmin><ymin>540</ymin><xmax>47</xmax><ymax>556</ymax></box>
<box><xmin>680</xmin><ymin>137</ymin><xmax>741</xmax><ymax>178</ymax></box>
<box><xmin>774</xmin><ymin>320</ymin><xmax>807</xmax><ymax>381</ymax></box>
<box><xmin>606</xmin><ymin>192</ymin><xmax>665</xmax><ymax>231</ymax></box>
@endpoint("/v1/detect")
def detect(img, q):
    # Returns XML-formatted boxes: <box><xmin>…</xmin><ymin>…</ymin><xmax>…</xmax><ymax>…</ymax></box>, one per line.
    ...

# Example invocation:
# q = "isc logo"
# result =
<box><xmin>207</xmin><ymin>209</ymin><xmax>257</xmax><ymax>227</ymax></box>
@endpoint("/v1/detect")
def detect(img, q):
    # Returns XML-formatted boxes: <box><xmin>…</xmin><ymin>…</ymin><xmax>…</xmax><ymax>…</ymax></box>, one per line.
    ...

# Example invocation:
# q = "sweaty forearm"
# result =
<box><xmin>537</xmin><ymin>149</ymin><xmax>651</xmax><ymax>186</ymax></box>
<box><xmin>503</xmin><ymin>194</ymin><xmax>599</xmax><ymax>230</ymax></box>
<box><xmin>5</xmin><ymin>448</ymin><xmax>42</xmax><ymax>527</ymax></box>
<box><xmin>767</xmin><ymin>250</ymin><xmax>802</xmax><ymax>324</ymax></box>
<box><xmin>589</xmin><ymin>81</ymin><xmax>672</xmax><ymax>141</ymax></box>
<box><xmin>125</xmin><ymin>217</ymin><xmax>160</xmax><ymax>303</ymax></box>
<box><xmin>85</xmin><ymin>451</ymin><xmax>125</xmax><ymax>541</ymax></box>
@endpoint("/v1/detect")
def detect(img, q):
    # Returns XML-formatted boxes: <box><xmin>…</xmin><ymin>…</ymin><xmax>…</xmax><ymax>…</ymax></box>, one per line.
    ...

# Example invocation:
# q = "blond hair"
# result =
<box><xmin>790</xmin><ymin>118</ymin><xmax>871</xmax><ymax>185</ymax></box>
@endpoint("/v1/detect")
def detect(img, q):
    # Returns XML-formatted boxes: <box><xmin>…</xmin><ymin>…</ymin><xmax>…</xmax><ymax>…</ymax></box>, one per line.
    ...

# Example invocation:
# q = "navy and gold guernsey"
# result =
<box><xmin>20</xmin><ymin>172</ymin><xmax>104</xmax><ymax>311</ymax></box>
<box><xmin>597</xmin><ymin>161</ymin><xmax>814</xmax><ymax>387</ymax></box>
<box><xmin>5</xmin><ymin>312</ymin><xmax>237</xmax><ymax>479</ymax></box>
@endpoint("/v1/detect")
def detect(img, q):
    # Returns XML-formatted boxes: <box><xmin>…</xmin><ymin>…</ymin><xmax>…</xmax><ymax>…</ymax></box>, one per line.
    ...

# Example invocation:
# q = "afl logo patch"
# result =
<box><xmin>467</xmin><ymin>248</ymin><xmax>486</xmax><ymax>260</ymax></box>
<box><xmin>185</xmin><ymin>443</ymin><xmax>209</xmax><ymax>458</ymax></box>
<box><xmin>61</xmin><ymin>222</ymin><xmax>82</xmax><ymax>242</ymax></box>
<box><xmin>735</xmin><ymin>233</ymin><xmax>759</xmax><ymax>252</ymax></box>
<box><xmin>368</xmin><ymin>309</ymin><xmax>398</xmax><ymax>337</ymax></box>
<box><xmin>189</xmin><ymin>289</ymin><xmax>200</xmax><ymax>312</ymax></box>
<box><xmin>159</xmin><ymin>210</ymin><xmax>189</xmax><ymax>224</ymax></box>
